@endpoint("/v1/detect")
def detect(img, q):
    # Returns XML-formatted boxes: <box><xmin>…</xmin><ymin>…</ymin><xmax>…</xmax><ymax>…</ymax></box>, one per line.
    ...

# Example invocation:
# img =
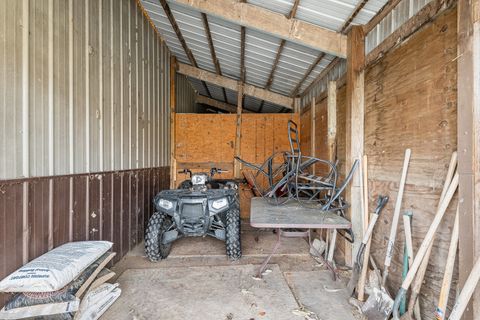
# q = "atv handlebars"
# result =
<box><xmin>177</xmin><ymin>168</ymin><xmax>229</xmax><ymax>178</ymax></box>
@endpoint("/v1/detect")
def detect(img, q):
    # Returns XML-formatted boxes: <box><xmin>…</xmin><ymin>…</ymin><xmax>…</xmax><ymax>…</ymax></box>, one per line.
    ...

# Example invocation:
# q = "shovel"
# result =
<box><xmin>347</xmin><ymin>195</ymin><xmax>389</xmax><ymax>296</ymax></box>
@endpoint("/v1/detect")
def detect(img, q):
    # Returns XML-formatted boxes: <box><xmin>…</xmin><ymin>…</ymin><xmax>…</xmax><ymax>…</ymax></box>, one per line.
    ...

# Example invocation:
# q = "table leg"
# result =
<box><xmin>308</xmin><ymin>229</ymin><xmax>338</xmax><ymax>281</ymax></box>
<box><xmin>256</xmin><ymin>228</ymin><xmax>281</xmax><ymax>278</ymax></box>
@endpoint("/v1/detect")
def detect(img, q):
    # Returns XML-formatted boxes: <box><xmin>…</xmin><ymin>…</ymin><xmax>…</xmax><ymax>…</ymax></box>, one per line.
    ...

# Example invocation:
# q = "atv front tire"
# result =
<box><xmin>225</xmin><ymin>199</ymin><xmax>242</xmax><ymax>260</ymax></box>
<box><xmin>145</xmin><ymin>212</ymin><xmax>172</xmax><ymax>262</ymax></box>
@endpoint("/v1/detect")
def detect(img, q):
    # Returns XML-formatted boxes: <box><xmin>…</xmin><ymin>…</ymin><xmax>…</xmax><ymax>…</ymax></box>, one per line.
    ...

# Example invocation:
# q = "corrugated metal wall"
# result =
<box><xmin>175</xmin><ymin>73</ymin><xmax>197</xmax><ymax>113</ymax></box>
<box><xmin>0</xmin><ymin>0</ymin><xmax>172</xmax><ymax>307</ymax></box>
<box><xmin>365</xmin><ymin>0</ymin><xmax>433</xmax><ymax>53</ymax></box>
<box><xmin>0</xmin><ymin>0</ymin><xmax>171</xmax><ymax>180</ymax></box>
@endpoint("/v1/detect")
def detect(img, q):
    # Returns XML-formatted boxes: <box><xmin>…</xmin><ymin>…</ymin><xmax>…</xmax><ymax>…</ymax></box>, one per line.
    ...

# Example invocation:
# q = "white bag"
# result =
<box><xmin>74</xmin><ymin>283</ymin><xmax>121</xmax><ymax>320</ymax></box>
<box><xmin>0</xmin><ymin>241</ymin><xmax>112</xmax><ymax>293</ymax></box>
<box><xmin>0</xmin><ymin>299</ymin><xmax>79</xmax><ymax>319</ymax></box>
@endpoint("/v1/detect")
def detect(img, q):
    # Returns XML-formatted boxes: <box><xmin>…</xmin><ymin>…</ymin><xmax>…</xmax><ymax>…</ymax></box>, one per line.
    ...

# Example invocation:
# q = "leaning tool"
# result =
<box><xmin>434</xmin><ymin>206</ymin><xmax>459</xmax><ymax>320</ymax></box>
<box><xmin>383</xmin><ymin>149</ymin><xmax>411</xmax><ymax>287</ymax></box>
<box><xmin>347</xmin><ymin>195</ymin><xmax>389</xmax><ymax>296</ymax></box>
<box><xmin>406</xmin><ymin>151</ymin><xmax>457</xmax><ymax>318</ymax></box>
<box><xmin>391</xmin><ymin>171</ymin><xmax>459</xmax><ymax>319</ymax></box>
<box><xmin>448</xmin><ymin>254</ymin><xmax>480</xmax><ymax>320</ymax></box>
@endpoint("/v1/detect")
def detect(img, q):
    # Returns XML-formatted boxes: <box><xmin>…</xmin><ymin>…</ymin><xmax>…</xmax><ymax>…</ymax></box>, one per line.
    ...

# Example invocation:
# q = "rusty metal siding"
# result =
<box><xmin>0</xmin><ymin>166</ymin><xmax>170</xmax><ymax>307</ymax></box>
<box><xmin>0</xmin><ymin>0</ymin><xmax>171</xmax><ymax>180</ymax></box>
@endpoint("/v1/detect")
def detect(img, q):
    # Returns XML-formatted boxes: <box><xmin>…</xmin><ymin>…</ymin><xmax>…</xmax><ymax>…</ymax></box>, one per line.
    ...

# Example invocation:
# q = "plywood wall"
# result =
<box><xmin>365</xmin><ymin>8</ymin><xmax>458</xmax><ymax>317</ymax></box>
<box><xmin>300</xmin><ymin>98</ymin><xmax>330</xmax><ymax>176</ymax></box>
<box><xmin>174</xmin><ymin>113</ymin><xmax>299</xmax><ymax>217</ymax></box>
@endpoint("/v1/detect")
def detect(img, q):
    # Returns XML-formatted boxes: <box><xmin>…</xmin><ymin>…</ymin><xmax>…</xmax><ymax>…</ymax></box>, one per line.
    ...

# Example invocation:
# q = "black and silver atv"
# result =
<box><xmin>145</xmin><ymin>168</ymin><xmax>241</xmax><ymax>261</ymax></box>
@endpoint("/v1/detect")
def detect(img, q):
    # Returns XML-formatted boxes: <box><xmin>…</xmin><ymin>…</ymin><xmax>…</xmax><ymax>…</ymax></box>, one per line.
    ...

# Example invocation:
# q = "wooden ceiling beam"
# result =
<box><xmin>287</xmin><ymin>0</ymin><xmax>301</xmax><ymax>19</ymax></box>
<box><xmin>300</xmin><ymin>57</ymin><xmax>341</xmax><ymax>98</ymax></box>
<box><xmin>171</xmin><ymin>0</ymin><xmax>347</xmax><ymax>57</ymax></box>
<box><xmin>201</xmin><ymin>13</ymin><xmax>228</xmax><ymax>102</ymax></box>
<box><xmin>341</xmin><ymin>0</ymin><xmax>370</xmax><ymax>33</ymax></box>
<box><xmin>240</xmin><ymin>26</ymin><xmax>246</xmax><ymax>83</ymax></box>
<box><xmin>195</xmin><ymin>95</ymin><xmax>253</xmax><ymax>113</ymax></box>
<box><xmin>159</xmin><ymin>0</ymin><xmax>212</xmax><ymax>98</ymax></box>
<box><xmin>177</xmin><ymin>62</ymin><xmax>294</xmax><ymax>108</ymax></box>
<box><xmin>290</xmin><ymin>53</ymin><xmax>326</xmax><ymax>97</ymax></box>
<box><xmin>363</xmin><ymin>0</ymin><xmax>403</xmax><ymax>34</ymax></box>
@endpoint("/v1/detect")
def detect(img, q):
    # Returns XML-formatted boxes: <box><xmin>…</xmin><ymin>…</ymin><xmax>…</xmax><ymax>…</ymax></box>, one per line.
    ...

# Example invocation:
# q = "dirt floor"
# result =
<box><xmin>104</xmin><ymin>223</ymin><xmax>360</xmax><ymax>320</ymax></box>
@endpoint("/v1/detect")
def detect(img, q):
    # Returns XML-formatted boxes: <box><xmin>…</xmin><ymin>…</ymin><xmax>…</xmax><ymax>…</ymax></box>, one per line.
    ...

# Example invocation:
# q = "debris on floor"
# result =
<box><xmin>0</xmin><ymin>241</ymin><xmax>120</xmax><ymax>320</ymax></box>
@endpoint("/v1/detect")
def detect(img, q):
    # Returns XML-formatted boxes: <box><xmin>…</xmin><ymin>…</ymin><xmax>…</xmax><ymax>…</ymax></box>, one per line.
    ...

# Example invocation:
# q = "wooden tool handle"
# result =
<box><xmin>383</xmin><ymin>149</ymin><xmax>411</xmax><ymax>286</ymax></box>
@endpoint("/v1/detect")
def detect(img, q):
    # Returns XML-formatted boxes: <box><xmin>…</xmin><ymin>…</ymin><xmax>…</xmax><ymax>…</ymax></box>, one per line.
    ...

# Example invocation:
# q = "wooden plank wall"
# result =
<box><xmin>300</xmin><ymin>98</ymin><xmax>330</xmax><ymax>176</ymax></box>
<box><xmin>0</xmin><ymin>167</ymin><xmax>169</xmax><ymax>307</ymax></box>
<box><xmin>174</xmin><ymin>113</ymin><xmax>299</xmax><ymax>218</ymax></box>
<box><xmin>365</xmin><ymin>8</ymin><xmax>458</xmax><ymax>318</ymax></box>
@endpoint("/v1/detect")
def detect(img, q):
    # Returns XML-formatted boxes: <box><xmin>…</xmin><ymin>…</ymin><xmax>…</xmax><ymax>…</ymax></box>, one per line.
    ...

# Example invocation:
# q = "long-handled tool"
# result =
<box><xmin>357</xmin><ymin>155</ymin><xmax>370</xmax><ymax>301</ymax></box>
<box><xmin>406</xmin><ymin>152</ymin><xmax>458</xmax><ymax>318</ymax></box>
<box><xmin>347</xmin><ymin>195</ymin><xmax>389</xmax><ymax>296</ymax></box>
<box><xmin>398</xmin><ymin>211</ymin><xmax>422</xmax><ymax>319</ymax></box>
<box><xmin>434</xmin><ymin>206</ymin><xmax>459</xmax><ymax>320</ymax></box>
<box><xmin>382</xmin><ymin>149</ymin><xmax>411</xmax><ymax>287</ymax></box>
<box><xmin>391</xmin><ymin>171</ymin><xmax>459</xmax><ymax>319</ymax></box>
<box><xmin>448</xmin><ymin>255</ymin><xmax>480</xmax><ymax>320</ymax></box>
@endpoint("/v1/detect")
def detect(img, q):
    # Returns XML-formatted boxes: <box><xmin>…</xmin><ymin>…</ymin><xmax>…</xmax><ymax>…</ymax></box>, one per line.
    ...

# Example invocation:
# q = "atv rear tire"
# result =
<box><xmin>145</xmin><ymin>212</ymin><xmax>172</xmax><ymax>262</ymax></box>
<box><xmin>225</xmin><ymin>198</ymin><xmax>241</xmax><ymax>260</ymax></box>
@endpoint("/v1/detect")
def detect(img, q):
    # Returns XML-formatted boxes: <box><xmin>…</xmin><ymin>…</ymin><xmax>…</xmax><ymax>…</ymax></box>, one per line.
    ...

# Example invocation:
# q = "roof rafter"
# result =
<box><xmin>341</xmin><ymin>0</ymin><xmax>370</xmax><ymax>33</ymax></box>
<box><xmin>290</xmin><ymin>53</ymin><xmax>326</xmax><ymax>97</ymax></box>
<box><xmin>301</xmin><ymin>57</ymin><xmax>341</xmax><ymax>98</ymax></box>
<box><xmin>158</xmin><ymin>0</ymin><xmax>212</xmax><ymax>97</ymax></box>
<box><xmin>177</xmin><ymin>62</ymin><xmax>294</xmax><ymax>108</ymax></box>
<box><xmin>170</xmin><ymin>0</ymin><xmax>347</xmax><ymax>57</ymax></box>
<box><xmin>201</xmin><ymin>13</ymin><xmax>228</xmax><ymax>102</ymax></box>
<box><xmin>364</xmin><ymin>0</ymin><xmax>403</xmax><ymax>33</ymax></box>
<box><xmin>260</xmin><ymin>0</ymin><xmax>301</xmax><ymax>113</ymax></box>
<box><xmin>196</xmin><ymin>94</ymin><xmax>253</xmax><ymax>113</ymax></box>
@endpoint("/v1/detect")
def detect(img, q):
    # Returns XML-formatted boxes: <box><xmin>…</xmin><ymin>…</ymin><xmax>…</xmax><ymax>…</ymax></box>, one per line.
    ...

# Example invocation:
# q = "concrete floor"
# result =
<box><xmin>104</xmin><ymin>224</ymin><xmax>359</xmax><ymax>320</ymax></box>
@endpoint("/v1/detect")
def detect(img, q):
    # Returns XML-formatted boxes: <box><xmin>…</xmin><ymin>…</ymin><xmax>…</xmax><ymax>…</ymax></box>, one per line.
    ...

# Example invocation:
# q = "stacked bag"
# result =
<box><xmin>0</xmin><ymin>241</ymin><xmax>121</xmax><ymax>319</ymax></box>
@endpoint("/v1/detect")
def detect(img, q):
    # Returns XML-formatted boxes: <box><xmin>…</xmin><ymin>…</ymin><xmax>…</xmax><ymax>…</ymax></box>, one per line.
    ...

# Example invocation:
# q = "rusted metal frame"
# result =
<box><xmin>201</xmin><ymin>12</ymin><xmax>228</xmax><ymax>102</ymax></box>
<box><xmin>341</xmin><ymin>0</ymin><xmax>370</xmax><ymax>33</ymax></box>
<box><xmin>158</xmin><ymin>0</ymin><xmax>211</xmax><ymax>98</ymax></box>
<box><xmin>290</xmin><ymin>53</ymin><xmax>326</xmax><ymax>97</ymax></box>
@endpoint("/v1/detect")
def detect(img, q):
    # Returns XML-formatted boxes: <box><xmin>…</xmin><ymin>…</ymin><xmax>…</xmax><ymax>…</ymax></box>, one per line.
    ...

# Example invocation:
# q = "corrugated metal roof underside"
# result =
<box><xmin>141</xmin><ymin>0</ymin><xmax>390</xmax><ymax>112</ymax></box>
<box><xmin>248</xmin><ymin>0</ymin><xmax>387</xmax><ymax>31</ymax></box>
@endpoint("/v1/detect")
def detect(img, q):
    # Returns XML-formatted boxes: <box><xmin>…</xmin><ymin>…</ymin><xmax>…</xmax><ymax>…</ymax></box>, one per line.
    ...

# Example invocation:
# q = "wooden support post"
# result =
<box><xmin>170</xmin><ymin>56</ymin><xmax>177</xmax><ymax>188</ymax></box>
<box><xmin>327</xmin><ymin>81</ymin><xmax>337</xmax><ymax>163</ymax></box>
<box><xmin>293</xmin><ymin>97</ymin><xmax>301</xmax><ymax>114</ymax></box>
<box><xmin>311</xmin><ymin>97</ymin><xmax>316</xmax><ymax>170</ymax></box>
<box><xmin>457</xmin><ymin>0</ymin><xmax>480</xmax><ymax>318</ymax></box>
<box><xmin>234</xmin><ymin>84</ymin><xmax>244</xmax><ymax>178</ymax></box>
<box><xmin>345</xmin><ymin>26</ymin><xmax>365</xmax><ymax>266</ymax></box>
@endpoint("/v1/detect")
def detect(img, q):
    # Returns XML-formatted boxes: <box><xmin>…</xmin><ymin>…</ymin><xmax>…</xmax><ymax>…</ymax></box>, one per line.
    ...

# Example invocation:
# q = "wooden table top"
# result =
<box><xmin>250</xmin><ymin>197</ymin><xmax>351</xmax><ymax>229</ymax></box>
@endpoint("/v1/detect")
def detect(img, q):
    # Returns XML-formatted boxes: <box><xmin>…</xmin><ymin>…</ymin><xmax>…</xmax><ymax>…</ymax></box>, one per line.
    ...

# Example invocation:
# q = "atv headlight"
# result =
<box><xmin>212</xmin><ymin>198</ymin><xmax>228</xmax><ymax>210</ymax></box>
<box><xmin>158</xmin><ymin>199</ymin><xmax>173</xmax><ymax>210</ymax></box>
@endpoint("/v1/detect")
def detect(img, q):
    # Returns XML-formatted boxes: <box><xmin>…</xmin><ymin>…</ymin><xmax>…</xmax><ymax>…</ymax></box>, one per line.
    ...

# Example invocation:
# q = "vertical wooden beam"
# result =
<box><xmin>234</xmin><ymin>84</ymin><xmax>244</xmax><ymax>178</ymax></box>
<box><xmin>310</xmin><ymin>97</ymin><xmax>316</xmax><ymax>172</ymax></box>
<box><xmin>327</xmin><ymin>81</ymin><xmax>337</xmax><ymax>163</ymax></box>
<box><xmin>170</xmin><ymin>56</ymin><xmax>177</xmax><ymax>188</ymax></box>
<box><xmin>457</xmin><ymin>0</ymin><xmax>480</xmax><ymax>318</ymax></box>
<box><xmin>345</xmin><ymin>26</ymin><xmax>365</xmax><ymax>266</ymax></box>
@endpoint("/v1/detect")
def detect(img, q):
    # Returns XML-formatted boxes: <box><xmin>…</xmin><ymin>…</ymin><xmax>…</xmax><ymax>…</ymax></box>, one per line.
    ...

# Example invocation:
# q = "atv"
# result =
<box><xmin>145</xmin><ymin>168</ymin><xmax>242</xmax><ymax>261</ymax></box>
